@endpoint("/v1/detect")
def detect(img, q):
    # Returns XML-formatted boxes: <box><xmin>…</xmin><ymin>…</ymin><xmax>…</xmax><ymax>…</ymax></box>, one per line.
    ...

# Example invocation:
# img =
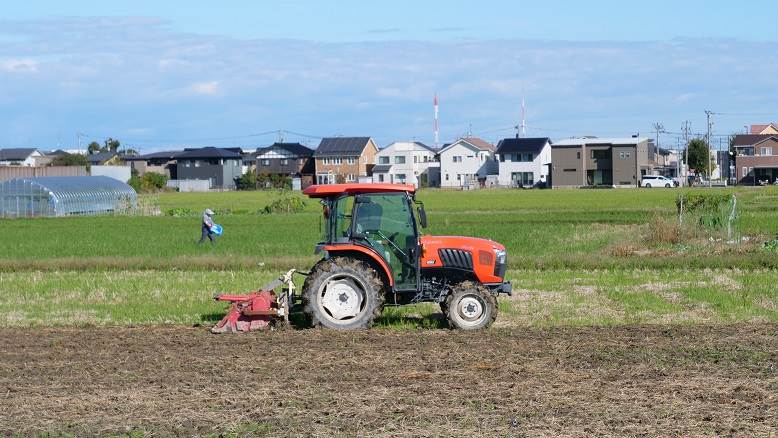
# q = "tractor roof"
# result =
<box><xmin>303</xmin><ymin>183</ymin><xmax>415</xmax><ymax>198</ymax></box>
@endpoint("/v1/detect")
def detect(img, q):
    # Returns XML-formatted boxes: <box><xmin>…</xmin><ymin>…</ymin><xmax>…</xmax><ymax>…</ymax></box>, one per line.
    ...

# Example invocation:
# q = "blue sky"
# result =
<box><xmin>1</xmin><ymin>1</ymin><xmax>777</xmax><ymax>152</ymax></box>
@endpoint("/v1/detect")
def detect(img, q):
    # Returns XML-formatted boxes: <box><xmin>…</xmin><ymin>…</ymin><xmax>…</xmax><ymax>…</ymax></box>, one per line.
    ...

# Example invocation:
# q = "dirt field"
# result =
<box><xmin>1</xmin><ymin>325</ymin><xmax>775</xmax><ymax>437</ymax></box>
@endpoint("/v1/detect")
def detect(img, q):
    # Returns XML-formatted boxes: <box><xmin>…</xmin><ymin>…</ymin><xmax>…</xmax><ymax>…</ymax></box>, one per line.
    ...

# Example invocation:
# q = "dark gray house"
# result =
<box><xmin>176</xmin><ymin>147</ymin><xmax>243</xmax><ymax>189</ymax></box>
<box><xmin>256</xmin><ymin>142</ymin><xmax>315</xmax><ymax>188</ymax></box>
<box><xmin>550</xmin><ymin>137</ymin><xmax>652</xmax><ymax>188</ymax></box>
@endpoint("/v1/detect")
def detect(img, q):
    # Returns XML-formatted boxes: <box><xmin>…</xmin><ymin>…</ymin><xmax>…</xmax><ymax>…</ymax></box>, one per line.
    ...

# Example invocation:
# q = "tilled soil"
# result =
<box><xmin>0</xmin><ymin>325</ymin><xmax>775</xmax><ymax>437</ymax></box>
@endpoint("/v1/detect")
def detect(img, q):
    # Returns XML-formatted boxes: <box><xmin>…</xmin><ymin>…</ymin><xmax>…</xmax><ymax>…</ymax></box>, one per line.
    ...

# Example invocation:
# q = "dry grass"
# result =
<box><xmin>0</xmin><ymin>325</ymin><xmax>774</xmax><ymax>437</ymax></box>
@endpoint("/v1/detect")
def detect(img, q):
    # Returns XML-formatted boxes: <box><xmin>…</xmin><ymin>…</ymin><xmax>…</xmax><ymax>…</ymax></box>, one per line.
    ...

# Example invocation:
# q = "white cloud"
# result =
<box><xmin>0</xmin><ymin>58</ymin><xmax>39</xmax><ymax>73</ymax></box>
<box><xmin>187</xmin><ymin>81</ymin><xmax>221</xmax><ymax>96</ymax></box>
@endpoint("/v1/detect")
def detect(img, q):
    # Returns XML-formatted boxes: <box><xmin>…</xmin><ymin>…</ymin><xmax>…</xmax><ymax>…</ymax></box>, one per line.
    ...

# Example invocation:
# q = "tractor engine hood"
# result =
<box><xmin>420</xmin><ymin>235</ymin><xmax>505</xmax><ymax>253</ymax></box>
<box><xmin>419</xmin><ymin>236</ymin><xmax>507</xmax><ymax>284</ymax></box>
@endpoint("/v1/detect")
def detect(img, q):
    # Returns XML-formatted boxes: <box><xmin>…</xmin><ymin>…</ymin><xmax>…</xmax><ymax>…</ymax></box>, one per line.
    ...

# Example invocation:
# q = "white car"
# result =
<box><xmin>641</xmin><ymin>175</ymin><xmax>677</xmax><ymax>188</ymax></box>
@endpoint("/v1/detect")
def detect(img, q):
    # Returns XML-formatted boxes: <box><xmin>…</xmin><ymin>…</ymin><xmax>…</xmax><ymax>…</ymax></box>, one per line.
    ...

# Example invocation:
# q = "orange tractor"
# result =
<box><xmin>212</xmin><ymin>183</ymin><xmax>511</xmax><ymax>332</ymax></box>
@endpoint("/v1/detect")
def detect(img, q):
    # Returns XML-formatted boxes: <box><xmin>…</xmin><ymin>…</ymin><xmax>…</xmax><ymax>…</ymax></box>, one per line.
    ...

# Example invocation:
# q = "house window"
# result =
<box><xmin>332</xmin><ymin>158</ymin><xmax>342</xmax><ymax>165</ymax></box>
<box><xmin>576</xmin><ymin>152</ymin><xmax>581</xmax><ymax>159</ymax></box>
<box><xmin>184</xmin><ymin>160</ymin><xmax>191</xmax><ymax>167</ymax></box>
<box><xmin>511</xmin><ymin>172</ymin><xmax>534</xmax><ymax>186</ymax></box>
<box><xmin>563</xmin><ymin>168</ymin><xmax>576</xmax><ymax>172</ymax></box>
<box><xmin>347</xmin><ymin>157</ymin><xmax>355</xmax><ymax>164</ymax></box>
<box><xmin>395</xmin><ymin>156</ymin><xmax>406</xmax><ymax>164</ymax></box>
<box><xmin>323</xmin><ymin>158</ymin><xmax>330</xmax><ymax>165</ymax></box>
<box><xmin>457</xmin><ymin>174</ymin><xmax>461</xmax><ymax>181</ymax></box>
<box><xmin>378</xmin><ymin>174</ymin><xmax>384</xmax><ymax>182</ymax></box>
<box><xmin>379</xmin><ymin>156</ymin><xmax>390</xmax><ymax>164</ymax></box>
<box><xmin>453</xmin><ymin>156</ymin><xmax>462</xmax><ymax>163</ymax></box>
<box><xmin>445</xmin><ymin>174</ymin><xmax>449</xmax><ymax>181</ymax></box>
<box><xmin>261</xmin><ymin>159</ymin><xmax>270</xmax><ymax>166</ymax></box>
<box><xmin>395</xmin><ymin>173</ymin><xmax>406</xmax><ymax>183</ymax></box>
<box><xmin>346</xmin><ymin>173</ymin><xmax>355</xmax><ymax>182</ymax></box>
<box><xmin>423</xmin><ymin>156</ymin><xmax>429</xmax><ymax>162</ymax></box>
<box><xmin>760</xmin><ymin>147</ymin><xmax>773</xmax><ymax>156</ymax></box>
<box><xmin>413</xmin><ymin>155</ymin><xmax>418</xmax><ymax>163</ymax></box>
<box><xmin>281</xmin><ymin>159</ymin><xmax>288</xmax><ymax>166</ymax></box>
<box><xmin>194</xmin><ymin>160</ymin><xmax>201</xmax><ymax>167</ymax></box>
<box><xmin>591</xmin><ymin>150</ymin><xmax>609</xmax><ymax>159</ymax></box>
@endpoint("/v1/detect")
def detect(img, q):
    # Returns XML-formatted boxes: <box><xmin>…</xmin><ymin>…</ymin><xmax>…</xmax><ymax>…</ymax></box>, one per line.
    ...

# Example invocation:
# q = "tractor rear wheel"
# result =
<box><xmin>444</xmin><ymin>281</ymin><xmax>497</xmax><ymax>330</ymax></box>
<box><xmin>303</xmin><ymin>257</ymin><xmax>384</xmax><ymax>330</ymax></box>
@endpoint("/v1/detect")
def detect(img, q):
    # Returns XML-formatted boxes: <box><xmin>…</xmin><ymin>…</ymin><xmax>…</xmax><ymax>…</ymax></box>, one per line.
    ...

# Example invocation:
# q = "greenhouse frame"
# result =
<box><xmin>0</xmin><ymin>176</ymin><xmax>137</xmax><ymax>218</ymax></box>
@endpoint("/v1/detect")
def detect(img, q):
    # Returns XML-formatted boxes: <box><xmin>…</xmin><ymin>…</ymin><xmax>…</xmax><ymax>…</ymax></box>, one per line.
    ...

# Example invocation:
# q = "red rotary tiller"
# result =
<box><xmin>211</xmin><ymin>269</ymin><xmax>298</xmax><ymax>333</ymax></box>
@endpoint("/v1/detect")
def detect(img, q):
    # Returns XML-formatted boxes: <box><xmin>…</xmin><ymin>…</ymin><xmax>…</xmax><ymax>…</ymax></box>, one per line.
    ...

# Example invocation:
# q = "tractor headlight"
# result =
<box><xmin>493</xmin><ymin>249</ymin><xmax>507</xmax><ymax>278</ymax></box>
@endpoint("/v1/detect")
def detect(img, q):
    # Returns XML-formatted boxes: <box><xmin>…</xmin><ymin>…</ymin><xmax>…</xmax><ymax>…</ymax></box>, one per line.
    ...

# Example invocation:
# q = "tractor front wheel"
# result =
<box><xmin>303</xmin><ymin>257</ymin><xmax>384</xmax><ymax>330</ymax></box>
<box><xmin>444</xmin><ymin>281</ymin><xmax>497</xmax><ymax>330</ymax></box>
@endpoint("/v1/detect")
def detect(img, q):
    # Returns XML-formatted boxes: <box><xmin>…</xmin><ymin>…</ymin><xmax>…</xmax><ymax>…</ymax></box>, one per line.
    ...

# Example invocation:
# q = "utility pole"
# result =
<box><xmin>652</xmin><ymin>122</ymin><xmax>664</xmax><ymax>150</ymax></box>
<box><xmin>76</xmin><ymin>132</ymin><xmax>85</xmax><ymax>154</ymax></box>
<box><xmin>705</xmin><ymin>110</ymin><xmax>713</xmax><ymax>186</ymax></box>
<box><xmin>681</xmin><ymin>121</ymin><xmax>690</xmax><ymax>184</ymax></box>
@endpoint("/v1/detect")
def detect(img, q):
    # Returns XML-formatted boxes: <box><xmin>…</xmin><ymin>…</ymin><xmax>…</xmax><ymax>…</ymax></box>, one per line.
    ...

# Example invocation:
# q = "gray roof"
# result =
<box><xmin>176</xmin><ymin>147</ymin><xmax>242</xmax><ymax>159</ymax></box>
<box><xmin>0</xmin><ymin>148</ymin><xmax>39</xmax><ymax>161</ymax></box>
<box><xmin>732</xmin><ymin>134</ymin><xmax>778</xmax><ymax>146</ymax></box>
<box><xmin>496</xmin><ymin>138</ymin><xmax>550</xmax><ymax>155</ymax></box>
<box><xmin>123</xmin><ymin>150</ymin><xmax>181</xmax><ymax>161</ymax></box>
<box><xmin>552</xmin><ymin>137</ymin><xmax>649</xmax><ymax>147</ymax></box>
<box><xmin>87</xmin><ymin>151</ymin><xmax>117</xmax><ymax>164</ymax></box>
<box><xmin>372</xmin><ymin>164</ymin><xmax>392</xmax><ymax>173</ymax></box>
<box><xmin>315</xmin><ymin>137</ymin><xmax>373</xmax><ymax>157</ymax></box>
<box><xmin>258</xmin><ymin>142</ymin><xmax>314</xmax><ymax>157</ymax></box>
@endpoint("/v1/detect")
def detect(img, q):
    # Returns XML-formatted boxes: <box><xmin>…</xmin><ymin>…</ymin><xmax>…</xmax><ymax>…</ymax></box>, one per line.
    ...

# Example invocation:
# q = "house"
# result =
<box><xmin>438</xmin><ymin>137</ymin><xmax>497</xmax><ymax>188</ymax></box>
<box><xmin>731</xmin><ymin>134</ymin><xmax>778</xmax><ymax>184</ymax></box>
<box><xmin>256</xmin><ymin>142</ymin><xmax>315</xmax><ymax>188</ymax></box>
<box><xmin>0</xmin><ymin>148</ymin><xmax>44</xmax><ymax>166</ymax></box>
<box><xmin>123</xmin><ymin>150</ymin><xmax>180</xmax><ymax>178</ymax></box>
<box><xmin>495</xmin><ymin>137</ymin><xmax>551</xmax><ymax>187</ymax></box>
<box><xmin>313</xmin><ymin>137</ymin><xmax>379</xmax><ymax>184</ymax></box>
<box><xmin>86</xmin><ymin>151</ymin><xmax>121</xmax><ymax>166</ymax></box>
<box><xmin>175</xmin><ymin>147</ymin><xmax>243</xmax><ymax>189</ymax></box>
<box><xmin>372</xmin><ymin>141</ymin><xmax>439</xmax><ymax>187</ymax></box>
<box><xmin>550</xmin><ymin>137</ymin><xmax>652</xmax><ymax>188</ymax></box>
<box><xmin>749</xmin><ymin>123</ymin><xmax>778</xmax><ymax>135</ymax></box>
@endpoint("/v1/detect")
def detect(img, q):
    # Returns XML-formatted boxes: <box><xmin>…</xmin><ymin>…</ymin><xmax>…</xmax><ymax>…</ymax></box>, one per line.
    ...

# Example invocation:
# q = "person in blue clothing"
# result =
<box><xmin>198</xmin><ymin>208</ymin><xmax>216</xmax><ymax>245</ymax></box>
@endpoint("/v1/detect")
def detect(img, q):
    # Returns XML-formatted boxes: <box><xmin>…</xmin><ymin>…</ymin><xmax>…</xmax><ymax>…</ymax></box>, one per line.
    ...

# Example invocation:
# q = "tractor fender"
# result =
<box><xmin>322</xmin><ymin>244</ymin><xmax>394</xmax><ymax>287</ymax></box>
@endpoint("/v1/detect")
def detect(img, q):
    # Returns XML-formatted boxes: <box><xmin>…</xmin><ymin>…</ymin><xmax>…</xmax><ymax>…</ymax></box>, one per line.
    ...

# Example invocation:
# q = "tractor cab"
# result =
<box><xmin>305</xmin><ymin>183</ymin><xmax>423</xmax><ymax>292</ymax></box>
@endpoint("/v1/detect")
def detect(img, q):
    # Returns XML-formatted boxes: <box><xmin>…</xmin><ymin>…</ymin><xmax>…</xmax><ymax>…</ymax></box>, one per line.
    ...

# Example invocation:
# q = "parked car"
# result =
<box><xmin>641</xmin><ymin>175</ymin><xmax>678</xmax><ymax>188</ymax></box>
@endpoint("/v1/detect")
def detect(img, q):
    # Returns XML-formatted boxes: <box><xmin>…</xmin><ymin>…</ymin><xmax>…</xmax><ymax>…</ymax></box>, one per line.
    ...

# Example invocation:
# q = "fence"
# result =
<box><xmin>0</xmin><ymin>166</ymin><xmax>88</xmax><ymax>182</ymax></box>
<box><xmin>167</xmin><ymin>179</ymin><xmax>211</xmax><ymax>192</ymax></box>
<box><xmin>91</xmin><ymin>165</ymin><xmax>131</xmax><ymax>183</ymax></box>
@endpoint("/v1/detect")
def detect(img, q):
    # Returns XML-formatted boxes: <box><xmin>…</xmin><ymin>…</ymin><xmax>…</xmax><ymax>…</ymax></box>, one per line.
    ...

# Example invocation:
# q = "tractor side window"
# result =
<box><xmin>333</xmin><ymin>196</ymin><xmax>354</xmax><ymax>241</ymax></box>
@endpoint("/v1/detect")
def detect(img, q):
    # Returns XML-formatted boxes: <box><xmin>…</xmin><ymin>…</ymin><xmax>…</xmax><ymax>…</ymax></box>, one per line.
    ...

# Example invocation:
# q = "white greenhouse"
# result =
<box><xmin>0</xmin><ymin>176</ymin><xmax>137</xmax><ymax>218</ymax></box>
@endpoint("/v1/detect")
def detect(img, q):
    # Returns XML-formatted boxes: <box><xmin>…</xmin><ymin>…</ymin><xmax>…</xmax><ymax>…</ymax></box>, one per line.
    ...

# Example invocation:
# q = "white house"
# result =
<box><xmin>372</xmin><ymin>141</ymin><xmax>440</xmax><ymax>187</ymax></box>
<box><xmin>438</xmin><ymin>137</ymin><xmax>497</xmax><ymax>188</ymax></box>
<box><xmin>495</xmin><ymin>137</ymin><xmax>552</xmax><ymax>187</ymax></box>
<box><xmin>0</xmin><ymin>148</ymin><xmax>44</xmax><ymax>166</ymax></box>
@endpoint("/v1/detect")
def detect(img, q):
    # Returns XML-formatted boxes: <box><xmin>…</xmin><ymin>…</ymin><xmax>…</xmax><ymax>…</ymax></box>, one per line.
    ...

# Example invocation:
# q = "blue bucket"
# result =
<box><xmin>211</xmin><ymin>224</ymin><xmax>223</xmax><ymax>236</ymax></box>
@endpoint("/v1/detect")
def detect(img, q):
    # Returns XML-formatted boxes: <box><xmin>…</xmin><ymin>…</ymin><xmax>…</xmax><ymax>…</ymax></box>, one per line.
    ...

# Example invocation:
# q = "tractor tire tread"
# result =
<box><xmin>302</xmin><ymin>257</ymin><xmax>385</xmax><ymax>330</ymax></box>
<box><xmin>444</xmin><ymin>281</ymin><xmax>497</xmax><ymax>331</ymax></box>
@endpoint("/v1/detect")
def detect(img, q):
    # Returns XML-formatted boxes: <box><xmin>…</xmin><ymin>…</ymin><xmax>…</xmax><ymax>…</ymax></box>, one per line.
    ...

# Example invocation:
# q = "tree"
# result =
<box><xmin>236</xmin><ymin>170</ymin><xmax>257</xmax><ymax>190</ymax></box>
<box><xmin>50</xmin><ymin>153</ymin><xmax>89</xmax><ymax>166</ymax></box>
<box><xmin>685</xmin><ymin>138</ymin><xmax>714</xmax><ymax>176</ymax></box>
<box><xmin>87</xmin><ymin>141</ymin><xmax>101</xmax><ymax>155</ymax></box>
<box><xmin>104</xmin><ymin>137</ymin><xmax>120</xmax><ymax>153</ymax></box>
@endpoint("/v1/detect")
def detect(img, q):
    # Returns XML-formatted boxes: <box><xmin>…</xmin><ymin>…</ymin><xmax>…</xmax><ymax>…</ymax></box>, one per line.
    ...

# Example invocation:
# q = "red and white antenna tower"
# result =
<box><xmin>434</xmin><ymin>92</ymin><xmax>439</xmax><ymax>148</ymax></box>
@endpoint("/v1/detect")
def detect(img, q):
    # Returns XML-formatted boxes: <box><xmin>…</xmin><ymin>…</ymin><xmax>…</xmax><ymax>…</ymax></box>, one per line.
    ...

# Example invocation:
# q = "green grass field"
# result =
<box><xmin>1</xmin><ymin>187</ymin><xmax>776</xmax><ymax>327</ymax></box>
